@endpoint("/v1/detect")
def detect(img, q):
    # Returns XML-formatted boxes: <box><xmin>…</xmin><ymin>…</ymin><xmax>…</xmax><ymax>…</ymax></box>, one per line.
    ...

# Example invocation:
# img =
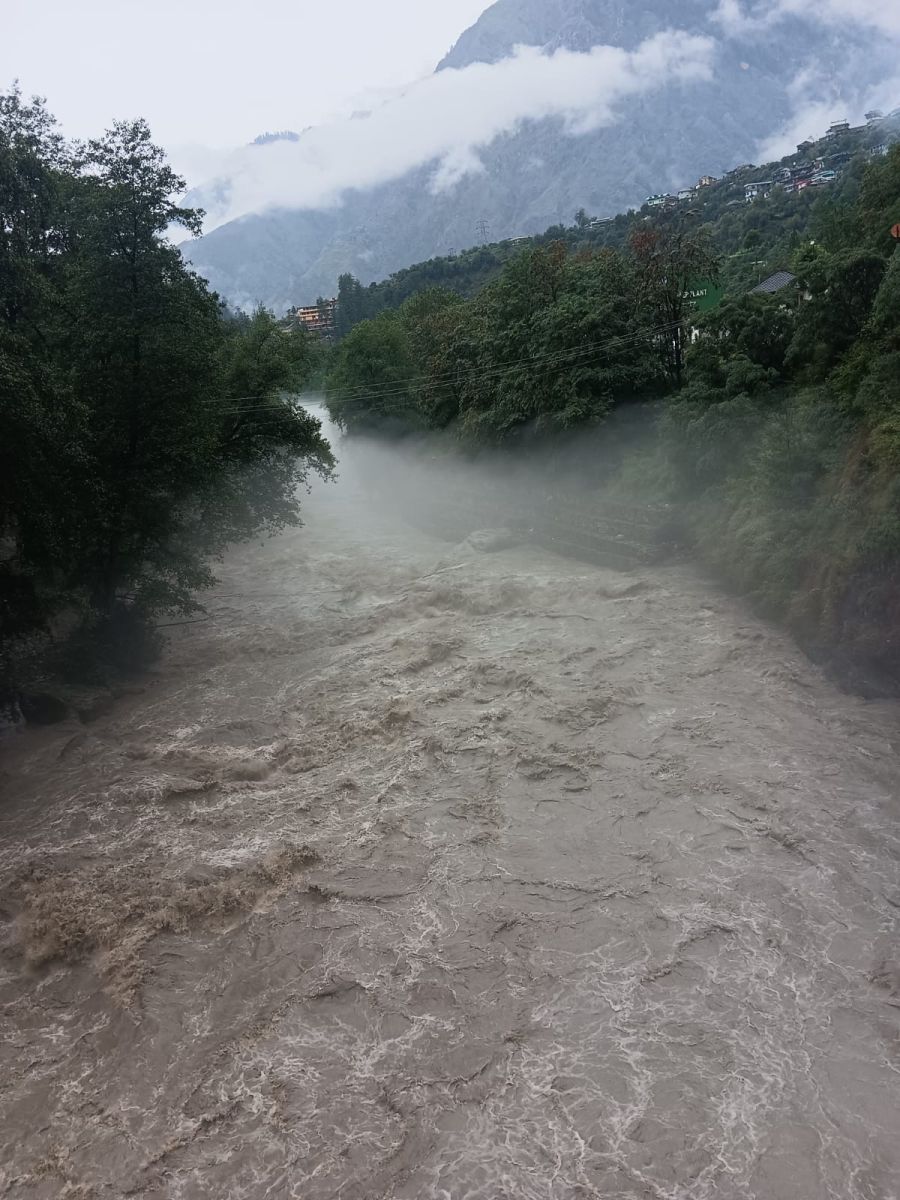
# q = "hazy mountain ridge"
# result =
<box><xmin>182</xmin><ymin>0</ymin><xmax>897</xmax><ymax>311</ymax></box>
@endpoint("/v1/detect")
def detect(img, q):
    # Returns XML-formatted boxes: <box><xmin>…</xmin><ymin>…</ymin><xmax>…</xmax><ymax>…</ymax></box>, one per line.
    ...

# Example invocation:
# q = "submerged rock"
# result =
<box><xmin>464</xmin><ymin>528</ymin><xmax>519</xmax><ymax>553</ymax></box>
<box><xmin>18</xmin><ymin>692</ymin><xmax>69</xmax><ymax>725</ymax></box>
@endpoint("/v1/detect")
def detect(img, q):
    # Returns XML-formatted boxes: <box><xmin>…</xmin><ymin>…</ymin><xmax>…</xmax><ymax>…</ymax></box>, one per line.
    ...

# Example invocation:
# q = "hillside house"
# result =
<box><xmin>697</xmin><ymin>175</ymin><xmax>718</xmax><ymax>188</ymax></box>
<box><xmin>293</xmin><ymin>298</ymin><xmax>337</xmax><ymax>338</ymax></box>
<box><xmin>749</xmin><ymin>270</ymin><xmax>810</xmax><ymax>307</ymax></box>
<box><xmin>866</xmin><ymin>110</ymin><xmax>885</xmax><ymax>124</ymax></box>
<box><xmin>773</xmin><ymin>166</ymin><xmax>793</xmax><ymax>184</ymax></box>
<box><xmin>826</xmin><ymin>119</ymin><xmax>850</xmax><ymax>137</ymax></box>
<box><xmin>751</xmin><ymin>270</ymin><xmax>797</xmax><ymax>295</ymax></box>
<box><xmin>750</xmin><ymin>271</ymin><xmax>802</xmax><ymax>303</ymax></box>
<box><xmin>677</xmin><ymin>188</ymin><xmax>697</xmax><ymax>201</ymax></box>
<box><xmin>745</xmin><ymin>180</ymin><xmax>773</xmax><ymax>202</ymax></box>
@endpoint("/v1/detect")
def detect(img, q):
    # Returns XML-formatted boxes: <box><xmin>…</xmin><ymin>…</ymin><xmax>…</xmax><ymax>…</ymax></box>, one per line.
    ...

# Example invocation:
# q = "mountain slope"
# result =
<box><xmin>182</xmin><ymin>0</ymin><xmax>897</xmax><ymax>311</ymax></box>
<box><xmin>438</xmin><ymin>0</ymin><xmax>713</xmax><ymax>64</ymax></box>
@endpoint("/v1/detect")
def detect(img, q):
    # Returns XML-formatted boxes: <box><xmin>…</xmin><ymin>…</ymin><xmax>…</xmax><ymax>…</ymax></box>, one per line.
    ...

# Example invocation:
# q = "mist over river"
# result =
<box><xmin>1</xmin><ymin>403</ymin><xmax>899</xmax><ymax>1199</ymax></box>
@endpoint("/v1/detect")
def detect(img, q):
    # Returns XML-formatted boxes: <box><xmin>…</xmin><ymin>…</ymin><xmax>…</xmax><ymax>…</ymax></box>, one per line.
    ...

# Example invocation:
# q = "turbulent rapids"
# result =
<box><xmin>1</xmin><ymin>407</ymin><xmax>899</xmax><ymax>1200</ymax></box>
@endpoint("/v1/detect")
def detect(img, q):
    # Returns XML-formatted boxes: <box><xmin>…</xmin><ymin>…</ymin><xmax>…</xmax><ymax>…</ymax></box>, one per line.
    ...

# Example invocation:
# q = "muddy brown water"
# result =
<box><xmin>1</xmin><ymin>411</ymin><xmax>899</xmax><ymax>1199</ymax></box>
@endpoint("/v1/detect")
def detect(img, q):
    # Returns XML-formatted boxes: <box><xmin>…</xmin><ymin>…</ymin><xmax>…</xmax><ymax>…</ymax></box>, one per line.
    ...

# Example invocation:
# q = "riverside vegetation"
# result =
<box><xmin>326</xmin><ymin>145</ymin><xmax>900</xmax><ymax>692</ymax></box>
<box><xmin>0</xmin><ymin>88</ymin><xmax>334</xmax><ymax>713</ymax></box>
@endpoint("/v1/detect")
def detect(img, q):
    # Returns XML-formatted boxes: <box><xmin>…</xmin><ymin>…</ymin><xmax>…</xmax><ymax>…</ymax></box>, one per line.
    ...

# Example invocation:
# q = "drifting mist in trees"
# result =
<box><xmin>324</xmin><ymin>147</ymin><xmax>900</xmax><ymax>689</ymax></box>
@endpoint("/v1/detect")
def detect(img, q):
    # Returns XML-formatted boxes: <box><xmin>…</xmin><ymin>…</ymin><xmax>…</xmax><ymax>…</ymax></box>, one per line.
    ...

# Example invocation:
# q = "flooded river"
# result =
<box><xmin>1</xmin><ymin>412</ymin><xmax>899</xmax><ymax>1199</ymax></box>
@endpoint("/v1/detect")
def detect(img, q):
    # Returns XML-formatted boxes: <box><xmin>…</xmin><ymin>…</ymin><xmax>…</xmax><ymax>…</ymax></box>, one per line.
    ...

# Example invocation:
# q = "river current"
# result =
<box><xmin>1</xmin><ymin>408</ymin><xmax>899</xmax><ymax>1199</ymax></box>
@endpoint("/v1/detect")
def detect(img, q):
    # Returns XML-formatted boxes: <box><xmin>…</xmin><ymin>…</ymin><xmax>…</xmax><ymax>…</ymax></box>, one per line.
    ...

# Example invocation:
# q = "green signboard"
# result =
<box><xmin>683</xmin><ymin>280</ymin><xmax>724</xmax><ymax>313</ymax></box>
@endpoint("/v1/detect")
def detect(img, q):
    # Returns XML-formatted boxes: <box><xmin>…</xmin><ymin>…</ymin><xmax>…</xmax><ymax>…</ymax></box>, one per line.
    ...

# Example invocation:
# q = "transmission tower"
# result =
<box><xmin>476</xmin><ymin>218</ymin><xmax>491</xmax><ymax>243</ymax></box>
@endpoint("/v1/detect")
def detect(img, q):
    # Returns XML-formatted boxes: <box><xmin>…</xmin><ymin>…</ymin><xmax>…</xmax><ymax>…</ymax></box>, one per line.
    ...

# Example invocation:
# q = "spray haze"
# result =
<box><xmin>5</xmin><ymin>393</ymin><xmax>900</xmax><ymax>1196</ymax></box>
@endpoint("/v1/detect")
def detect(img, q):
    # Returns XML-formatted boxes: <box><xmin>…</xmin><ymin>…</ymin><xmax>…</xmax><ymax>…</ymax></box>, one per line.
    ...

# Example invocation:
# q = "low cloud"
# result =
<box><xmin>755</xmin><ymin>65</ymin><xmax>900</xmax><ymax>163</ymax></box>
<box><xmin>192</xmin><ymin>31</ymin><xmax>715</xmax><ymax>230</ymax></box>
<box><xmin>712</xmin><ymin>0</ymin><xmax>900</xmax><ymax>38</ymax></box>
<box><xmin>711</xmin><ymin>1</ymin><xmax>900</xmax><ymax>164</ymax></box>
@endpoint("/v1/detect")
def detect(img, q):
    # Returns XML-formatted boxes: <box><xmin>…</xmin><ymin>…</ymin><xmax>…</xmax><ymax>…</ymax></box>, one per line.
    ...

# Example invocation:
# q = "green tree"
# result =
<box><xmin>0</xmin><ymin>88</ymin><xmax>78</xmax><ymax>692</ymax></box>
<box><xmin>335</xmin><ymin>273</ymin><xmax>377</xmax><ymax>339</ymax></box>
<box><xmin>1</xmin><ymin>99</ymin><xmax>335</xmax><ymax>702</ymax></box>
<box><xmin>858</xmin><ymin>144</ymin><xmax>900</xmax><ymax>252</ymax></box>
<box><xmin>457</xmin><ymin>247</ymin><xmax>659</xmax><ymax>441</ymax></box>
<box><xmin>788</xmin><ymin>244</ymin><xmax>887</xmax><ymax>378</ymax></box>
<box><xmin>629</xmin><ymin>224</ymin><xmax>719</xmax><ymax>387</ymax></box>
<box><xmin>326</xmin><ymin>312</ymin><xmax>417</xmax><ymax>432</ymax></box>
<box><xmin>51</xmin><ymin>119</ymin><xmax>227</xmax><ymax>614</ymax></box>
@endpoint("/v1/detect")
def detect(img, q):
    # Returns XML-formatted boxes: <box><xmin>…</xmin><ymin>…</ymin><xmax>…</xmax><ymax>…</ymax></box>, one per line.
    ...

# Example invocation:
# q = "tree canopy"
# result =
<box><xmin>0</xmin><ymin>88</ymin><xmax>334</xmax><ymax>705</ymax></box>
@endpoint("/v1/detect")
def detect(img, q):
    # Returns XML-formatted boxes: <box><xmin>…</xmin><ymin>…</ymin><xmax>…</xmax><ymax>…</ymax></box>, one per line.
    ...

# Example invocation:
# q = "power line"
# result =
<box><xmin>334</xmin><ymin>317</ymin><xmax>681</xmax><ymax>398</ymax></box>
<box><xmin>204</xmin><ymin>317</ymin><xmax>683</xmax><ymax>413</ymax></box>
<box><xmin>220</xmin><ymin>319</ymin><xmax>680</xmax><ymax>411</ymax></box>
<box><xmin>210</xmin><ymin>319</ymin><xmax>683</xmax><ymax>417</ymax></box>
<box><xmin>217</xmin><ymin>330</ymin><xmax>678</xmax><ymax>416</ymax></box>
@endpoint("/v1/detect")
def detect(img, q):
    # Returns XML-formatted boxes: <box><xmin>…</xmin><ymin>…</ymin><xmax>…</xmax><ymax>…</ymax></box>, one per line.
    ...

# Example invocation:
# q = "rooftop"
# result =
<box><xmin>751</xmin><ymin>270</ymin><xmax>798</xmax><ymax>296</ymax></box>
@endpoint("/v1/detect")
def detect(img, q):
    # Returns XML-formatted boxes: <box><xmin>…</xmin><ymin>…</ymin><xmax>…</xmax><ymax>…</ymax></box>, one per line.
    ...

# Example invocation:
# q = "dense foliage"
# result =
<box><xmin>660</xmin><ymin>147</ymin><xmax>900</xmax><ymax>687</ymax></box>
<box><xmin>330</xmin><ymin>120</ymin><xmax>895</xmax><ymax>339</ymax></box>
<box><xmin>0</xmin><ymin>88</ymin><xmax>334</xmax><ymax>704</ymax></box>
<box><xmin>326</xmin><ymin>239</ymin><xmax>704</xmax><ymax>441</ymax></box>
<box><xmin>326</xmin><ymin>144</ymin><xmax>900</xmax><ymax>690</ymax></box>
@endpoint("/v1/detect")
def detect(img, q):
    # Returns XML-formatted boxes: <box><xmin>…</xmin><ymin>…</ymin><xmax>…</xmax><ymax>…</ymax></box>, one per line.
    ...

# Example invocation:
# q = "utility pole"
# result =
<box><xmin>476</xmin><ymin>219</ymin><xmax>491</xmax><ymax>244</ymax></box>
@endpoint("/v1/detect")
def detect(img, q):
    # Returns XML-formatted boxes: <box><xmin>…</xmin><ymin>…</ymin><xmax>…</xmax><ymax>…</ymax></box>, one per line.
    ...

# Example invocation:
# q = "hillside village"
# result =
<box><xmin>644</xmin><ymin>109</ymin><xmax>899</xmax><ymax>212</ymax></box>
<box><xmin>291</xmin><ymin>108</ymin><xmax>900</xmax><ymax>333</ymax></box>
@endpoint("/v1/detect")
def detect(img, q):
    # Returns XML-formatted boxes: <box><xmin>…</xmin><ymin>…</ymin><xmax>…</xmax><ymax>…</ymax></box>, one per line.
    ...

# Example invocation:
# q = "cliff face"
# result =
<box><xmin>182</xmin><ymin>0</ymin><xmax>896</xmax><ymax>311</ymax></box>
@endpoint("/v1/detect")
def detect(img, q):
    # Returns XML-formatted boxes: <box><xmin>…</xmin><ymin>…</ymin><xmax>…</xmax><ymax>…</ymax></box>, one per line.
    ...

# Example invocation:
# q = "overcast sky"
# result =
<box><xmin>3</xmin><ymin>0</ymin><xmax>489</xmax><ymax>168</ymax></box>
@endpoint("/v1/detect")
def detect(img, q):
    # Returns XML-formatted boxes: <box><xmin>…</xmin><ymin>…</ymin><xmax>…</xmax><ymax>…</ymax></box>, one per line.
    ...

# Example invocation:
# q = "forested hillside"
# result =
<box><xmin>325</xmin><ymin>146</ymin><xmax>900</xmax><ymax>691</ymax></box>
<box><xmin>0</xmin><ymin>88</ymin><xmax>334</xmax><ymax>713</ymax></box>
<box><xmin>330</xmin><ymin>117</ymin><xmax>897</xmax><ymax>335</ymax></box>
